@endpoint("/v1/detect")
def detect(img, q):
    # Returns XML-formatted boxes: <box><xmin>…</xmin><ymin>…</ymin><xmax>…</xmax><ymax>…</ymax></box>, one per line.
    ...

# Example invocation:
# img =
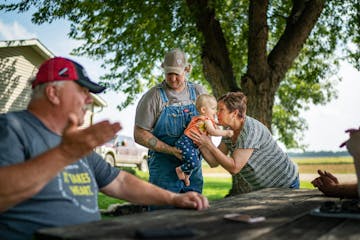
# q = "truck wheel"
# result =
<box><xmin>105</xmin><ymin>154</ymin><xmax>115</xmax><ymax>166</ymax></box>
<box><xmin>138</xmin><ymin>159</ymin><xmax>148</xmax><ymax>172</ymax></box>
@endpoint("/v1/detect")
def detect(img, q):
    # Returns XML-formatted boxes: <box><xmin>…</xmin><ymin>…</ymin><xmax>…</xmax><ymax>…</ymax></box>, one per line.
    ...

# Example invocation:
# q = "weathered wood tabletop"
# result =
<box><xmin>35</xmin><ymin>188</ymin><xmax>360</xmax><ymax>239</ymax></box>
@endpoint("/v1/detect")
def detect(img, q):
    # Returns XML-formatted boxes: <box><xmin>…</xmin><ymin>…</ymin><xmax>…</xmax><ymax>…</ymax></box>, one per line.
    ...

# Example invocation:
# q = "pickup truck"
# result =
<box><xmin>95</xmin><ymin>135</ymin><xmax>148</xmax><ymax>172</ymax></box>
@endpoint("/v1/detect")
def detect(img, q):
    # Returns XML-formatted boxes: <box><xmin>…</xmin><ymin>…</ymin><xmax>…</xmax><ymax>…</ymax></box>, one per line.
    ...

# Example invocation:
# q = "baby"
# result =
<box><xmin>175</xmin><ymin>94</ymin><xmax>234</xmax><ymax>186</ymax></box>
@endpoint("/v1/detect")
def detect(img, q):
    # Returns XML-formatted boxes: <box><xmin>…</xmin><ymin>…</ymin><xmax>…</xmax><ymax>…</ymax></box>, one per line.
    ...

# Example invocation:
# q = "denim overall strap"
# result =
<box><xmin>148</xmin><ymin>82</ymin><xmax>203</xmax><ymax>195</ymax></box>
<box><xmin>187</xmin><ymin>82</ymin><xmax>197</xmax><ymax>102</ymax></box>
<box><xmin>158</xmin><ymin>86</ymin><xmax>169</xmax><ymax>104</ymax></box>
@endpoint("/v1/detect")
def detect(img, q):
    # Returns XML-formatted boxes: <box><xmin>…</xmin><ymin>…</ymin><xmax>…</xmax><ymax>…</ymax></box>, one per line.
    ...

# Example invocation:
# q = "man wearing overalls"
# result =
<box><xmin>134</xmin><ymin>49</ymin><xmax>207</xmax><ymax>209</ymax></box>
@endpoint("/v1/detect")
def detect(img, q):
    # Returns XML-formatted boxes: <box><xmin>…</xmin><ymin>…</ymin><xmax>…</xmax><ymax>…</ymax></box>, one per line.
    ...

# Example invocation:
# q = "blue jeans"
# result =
<box><xmin>289</xmin><ymin>175</ymin><xmax>300</xmax><ymax>189</ymax></box>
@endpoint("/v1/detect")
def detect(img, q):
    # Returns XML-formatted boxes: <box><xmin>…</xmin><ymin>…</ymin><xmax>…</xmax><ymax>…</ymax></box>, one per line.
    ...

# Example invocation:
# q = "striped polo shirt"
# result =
<box><xmin>222</xmin><ymin>116</ymin><xmax>298</xmax><ymax>193</ymax></box>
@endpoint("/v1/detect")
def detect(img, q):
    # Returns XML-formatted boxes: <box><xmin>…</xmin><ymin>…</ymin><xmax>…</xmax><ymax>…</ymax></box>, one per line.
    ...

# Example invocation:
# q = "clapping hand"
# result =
<box><xmin>60</xmin><ymin>113</ymin><xmax>122</xmax><ymax>162</ymax></box>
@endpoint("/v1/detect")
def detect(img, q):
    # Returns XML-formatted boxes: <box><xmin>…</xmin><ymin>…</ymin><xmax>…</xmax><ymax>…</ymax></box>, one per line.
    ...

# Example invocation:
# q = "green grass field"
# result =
<box><xmin>99</xmin><ymin>156</ymin><xmax>355</xmax><ymax>210</ymax></box>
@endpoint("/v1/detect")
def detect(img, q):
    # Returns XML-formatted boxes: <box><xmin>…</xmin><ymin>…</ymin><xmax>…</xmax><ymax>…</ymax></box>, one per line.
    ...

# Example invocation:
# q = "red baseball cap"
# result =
<box><xmin>32</xmin><ymin>57</ymin><xmax>106</xmax><ymax>94</ymax></box>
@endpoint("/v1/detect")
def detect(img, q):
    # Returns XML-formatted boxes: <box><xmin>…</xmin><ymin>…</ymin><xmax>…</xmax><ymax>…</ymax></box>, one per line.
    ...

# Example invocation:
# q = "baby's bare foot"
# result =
<box><xmin>176</xmin><ymin>167</ymin><xmax>185</xmax><ymax>180</ymax></box>
<box><xmin>184</xmin><ymin>175</ymin><xmax>190</xmax><ymax>186</ymax></box>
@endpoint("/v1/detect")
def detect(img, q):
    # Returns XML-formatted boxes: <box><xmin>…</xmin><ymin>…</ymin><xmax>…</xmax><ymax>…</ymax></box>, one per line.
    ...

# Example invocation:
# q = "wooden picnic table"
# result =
<box><xmin>35</xmin><ymin>188</ymin><xmax>360</xmax><ymax>239</ymax></box>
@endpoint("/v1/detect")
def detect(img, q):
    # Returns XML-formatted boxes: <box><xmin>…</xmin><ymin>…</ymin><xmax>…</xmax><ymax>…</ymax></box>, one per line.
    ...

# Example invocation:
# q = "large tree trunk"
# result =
<box><xmin>188</xmin><ymin>0</ymin><xmax>325</xmax><ymax>195</ymax></box>
<box><xmin>242</xmin><ymin>0</ymin><xmax>274</xmax><ymax>128</ymax></box>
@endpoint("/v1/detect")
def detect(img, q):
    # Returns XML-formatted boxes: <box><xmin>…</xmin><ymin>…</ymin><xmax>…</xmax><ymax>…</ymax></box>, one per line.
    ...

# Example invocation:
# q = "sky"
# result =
<box><xmin>1</xmin><ymin>9</ymin><xmax>359</xmax><ymax>152</ymax></box>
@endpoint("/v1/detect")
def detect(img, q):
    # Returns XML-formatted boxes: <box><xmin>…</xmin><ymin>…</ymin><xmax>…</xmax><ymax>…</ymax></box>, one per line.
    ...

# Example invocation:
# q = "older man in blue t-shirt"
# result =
<box><xmin>0</xmin><ymin>57</ymin><xmax>208</xmax><ymax>240</ymax></box>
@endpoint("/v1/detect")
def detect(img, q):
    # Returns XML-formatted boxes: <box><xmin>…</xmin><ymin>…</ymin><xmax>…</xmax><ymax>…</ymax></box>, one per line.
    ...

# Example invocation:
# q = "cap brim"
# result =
<box><xmin>70</xmin><ymin>60</ymin><xmax>106</xmax><ymax>94</ymax></box>
<box><xmin>164</xmin><ymin>66</ymin><xmax>184</xmax><ymax>75</ymax></box>
<box><xmin>76</xmin><ymin>79</ymin><xmax>106</xmax><ymax>94</ymax></box>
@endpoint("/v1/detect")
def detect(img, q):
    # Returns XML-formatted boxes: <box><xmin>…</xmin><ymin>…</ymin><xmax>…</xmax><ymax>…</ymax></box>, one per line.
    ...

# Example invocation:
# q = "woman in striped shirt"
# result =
<box><xmin>192</xmin><ymin>91</ymin><xmax>299</xmax><ymax>193</ymax></box>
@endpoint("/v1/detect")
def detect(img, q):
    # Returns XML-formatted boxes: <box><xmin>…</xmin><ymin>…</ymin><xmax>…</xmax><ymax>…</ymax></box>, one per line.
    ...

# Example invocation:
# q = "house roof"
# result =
<box><xmin>0</xmin><ymin>38</ymin><xmax>54</xmax><ymax>59</ymax></box>
<box><xmin>0</xmin><ymin>38</ymin><xmax>107</xmax><ymax>107</ymax></box>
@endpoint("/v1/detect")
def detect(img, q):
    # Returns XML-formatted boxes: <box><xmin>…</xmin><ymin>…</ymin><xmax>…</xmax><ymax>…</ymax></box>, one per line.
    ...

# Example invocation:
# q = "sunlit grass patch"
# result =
<box><xmin>300</xmin><ymin>181</ymin><xmax>315</xmax><ymax>189</ymax></box>
<box><xmin>203</xmin><ymin>177</ymin><xmax>231</xmax><ymax>201</ymax></box>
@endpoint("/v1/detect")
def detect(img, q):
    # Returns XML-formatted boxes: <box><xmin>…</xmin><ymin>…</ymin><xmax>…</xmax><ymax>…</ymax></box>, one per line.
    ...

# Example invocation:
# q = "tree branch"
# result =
<box><xmin>247</xmin><ymin>0</ymin><xmax>270</xmax><ymax>81</ymax></box>
<box><xmin>268</xmin><ymin>0</ymin><xmax>325</xmax><ymax>79</ymax></box>
<box><xmin>186</xmin><ymin>0</ymin><xmax>239</xmax><ymax>96</ymax></box>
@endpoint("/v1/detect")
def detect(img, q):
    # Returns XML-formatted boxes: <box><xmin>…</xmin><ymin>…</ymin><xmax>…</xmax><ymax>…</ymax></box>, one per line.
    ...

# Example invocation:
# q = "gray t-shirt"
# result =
<box><xmin>0</xmin><ymin>110</ymin><xmax>120</xmax><ymax>240</ymax></box>
<box><xmin>135</xmin><ymin>81</ymin><xmax>207</xmax><ymax>130</ymax></box>
<box><xmin>222</xmin><ymin>116</ymin><xmax>298</xmax><ymax>193</ymax></box>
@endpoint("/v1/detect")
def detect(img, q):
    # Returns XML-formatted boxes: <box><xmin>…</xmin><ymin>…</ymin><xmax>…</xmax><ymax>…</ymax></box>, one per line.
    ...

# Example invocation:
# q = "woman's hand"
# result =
<box><xmin>190</xmin><ymin>130</ymin><xmax>213</xmax><ymax>147</ymax></box>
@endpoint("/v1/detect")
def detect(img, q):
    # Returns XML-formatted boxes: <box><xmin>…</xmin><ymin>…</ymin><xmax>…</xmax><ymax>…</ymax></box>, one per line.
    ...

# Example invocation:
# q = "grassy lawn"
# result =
<box><xmin>99</xmin><ymin>157</ymin><xmax>355</xmax><ymax>210</ymax></box>
<box><xmin>202</xmin><ymin>177</ymin><xmax>231</xmax><ymax>201</ymax></box>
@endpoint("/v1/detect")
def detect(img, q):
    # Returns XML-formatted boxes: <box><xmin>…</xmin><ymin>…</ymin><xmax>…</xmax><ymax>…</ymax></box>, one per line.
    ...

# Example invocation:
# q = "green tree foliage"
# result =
<box><xmin>1</xmin><ymin>0</ymin><xmax>358</xmax><ymax>151</ymax></box>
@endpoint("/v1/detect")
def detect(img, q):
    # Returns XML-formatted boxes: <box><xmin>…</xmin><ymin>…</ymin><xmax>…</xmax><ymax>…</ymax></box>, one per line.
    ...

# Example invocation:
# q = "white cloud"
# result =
<box><xmin>0</xmin><ymin>20</ymin><xmax>37</xmax><ymax>40</ymax></box>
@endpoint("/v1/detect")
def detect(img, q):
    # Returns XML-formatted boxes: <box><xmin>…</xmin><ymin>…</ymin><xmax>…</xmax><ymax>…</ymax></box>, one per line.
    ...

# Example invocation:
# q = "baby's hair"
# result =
<box><xmin>195</xmin><ymin>94</ymin><xmax>217</xmax><ymax>112</ymax></box>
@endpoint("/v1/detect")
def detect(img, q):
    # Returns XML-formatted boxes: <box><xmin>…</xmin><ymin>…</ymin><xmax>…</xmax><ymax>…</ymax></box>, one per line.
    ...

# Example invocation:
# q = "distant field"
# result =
<box><xmin>298</xmin><ymin>164</ymin><xmax>355</xmax><ymax>174</ymax></box>
<box><xmin>293</xmin><ymin>156</ymin><xmax>355</xmax><ymax>174</ymax></box>
<box><xmin>292</xmin><ymin>156</ymin><xmax>353</xmax><ymax>165</ymax></box>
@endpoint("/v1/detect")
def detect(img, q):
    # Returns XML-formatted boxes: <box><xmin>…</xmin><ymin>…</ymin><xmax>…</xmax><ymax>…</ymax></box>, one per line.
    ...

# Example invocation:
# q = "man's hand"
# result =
<box><xmin>170</xmin><ymin>146</ymin><xmax>182</xmax><ymax>160</ymax></box>
<box><xmin>171</xmin><ymin>192</ymin><xmax>209</xmax><ymax>210</ymax></box>
<box><xmin>311</xmin><ymin>170</ymin><xmax>340</xmax><ymax>197</ymax></box>
<box><xmin>59</xmin><ymin>114</ymin><xmax>122</xmax><ymax>162</ymax></box>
